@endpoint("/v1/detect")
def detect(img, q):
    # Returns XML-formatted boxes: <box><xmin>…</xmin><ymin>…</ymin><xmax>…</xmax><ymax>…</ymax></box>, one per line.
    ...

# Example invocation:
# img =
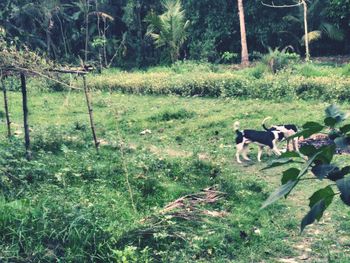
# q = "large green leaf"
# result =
<box><xmin>301</xmin><ymin>199</ymin><xmax>326</xmax><ymax>232</ymax></box>
<box><xmin>261</xmin><ymin>180</ymin><xmax>298</xmax><ymax>209</ymax></box>
<box><xmin>336</xmin><ymin>177</ymin><xmax>350</xmax><ymax>206</ymax></box>
<box><xmin>324</xmin><ymin>117</ymin><xmax>337</xmax><ymax>127</ymax></box>
<box><xmin>298</xmin><ymin>152</ymin><xmax>322</xmax><ymax>179</ymax></box>
<box><xmin>334</xmin><ymin>136</ymin><xmax>350</xmax><ymax>150</ymax></box>
<box><xmin>328</xmin><ymin>166</ymin><xmax>350</xmax><ymax>181</ymax></box>
<box><xmin>340</xmin><ymin>124</ymin><xmax>350</xmax><ymax>134</ymax></box>
<box><xmin>309</xmin><ymin>185</ymin><xmax>335</xmax><ymax>208</ymax></box>
<box><xmin>299</xmin><ymin>145</ymin><xmax>318</xmax><ymax>157</ymax></box>
<box><xmin>281</xmin><ymin>168</ymin><xmax>300</xmax><ymax>185</ymax></box>
<box><xmin>302</xmin><ymin>122</ymin><xmax>324</xmax><ymax>131</ymax></box>
<box><xmin>311</xmin><ymin>164</ymin><xmax>339</xmax><ymax>180</ymax></box>
<box><xmin>339</xmin><ymin>124</ymin><xmax>350</xmax><ymax>134</ymax></box>
<box><xmin>325</xmin><ymin>104</ymin><xmax>346</xmax><ymax>123</ymax></box>
<box><xmin>315</xmin><ymin>145</ymin><xmax>336</xmax><ymax>164</ymax></box>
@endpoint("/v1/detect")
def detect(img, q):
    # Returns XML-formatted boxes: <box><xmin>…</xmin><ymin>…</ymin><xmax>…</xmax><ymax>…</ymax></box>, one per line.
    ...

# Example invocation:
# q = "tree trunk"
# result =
<box><xmin>82</xmin><ymin>75</ymin><xmax>99</xmax><ymax>152</ymax></box>
<box><xmin>95</xmin><ymin>1</ymin><xmax>103</xmax><ymax>72</ymax></box>
<box><xmin>103</xmin><ymin>19</ymin><xmax>108</xmax><ymax>67</ymax></box>
<box><xmin>1</xmin><ymin>76</ymin><xmax>11</xmax><ymax>138</ymax></box>
<box><xmin>135</xmin><ymin>0</ymin><xmax>143</xmax><ymax>66</ymax></box>
<box><xmin>302</xmin><ymin>0</ymin><xmax>310</xmax><ymax>61</ymax></box>
<box><xmin>237</xmin><ymin>0</ymin><xmax>249</xmax><ymax>66</ymax></box>
<box><xmin>20</xmin><ymin>73</ymin><xmax>31</xmax><ymax>160</ymax></box>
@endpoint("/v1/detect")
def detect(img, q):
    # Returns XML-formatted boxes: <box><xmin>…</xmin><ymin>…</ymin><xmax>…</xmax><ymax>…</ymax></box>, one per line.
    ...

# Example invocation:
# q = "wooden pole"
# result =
<box><xmin>84</xmin><ymin>0</ymin><xmax>90</xmax><ymax>64</ymax></box>
<box><xmin>82</xmin><ymin>75</ymin><xmax>99</xmax><ymax>152</ymax></box>
<box><xmin>20</xmin><ymin>73</ymin><xmax>31</xmax><ymax>160</ymax></box>
<box><xmin>302</xmin><ymin>0</ymin><xmax>310</xmax><ymax>61</ymax></box>
<box><xmin>1</xmin><ymin>76</ymin><xmax>11</xmax><ymax>138</ymax></box>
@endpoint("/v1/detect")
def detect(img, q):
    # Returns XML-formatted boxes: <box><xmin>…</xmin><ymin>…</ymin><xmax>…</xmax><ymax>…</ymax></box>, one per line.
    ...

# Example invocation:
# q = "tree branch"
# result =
<box><xmin>261</xmin><ymin>1</ymin><xmax>303</xmax><ymax>8</ymax></box>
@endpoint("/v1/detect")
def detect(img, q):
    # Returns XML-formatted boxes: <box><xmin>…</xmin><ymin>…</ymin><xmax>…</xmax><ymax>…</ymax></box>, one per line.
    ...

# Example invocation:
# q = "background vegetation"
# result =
<box><xmin>1</xmin><ymin>0</ymin><xmax>350</xmax><ymax>67</ymax></box>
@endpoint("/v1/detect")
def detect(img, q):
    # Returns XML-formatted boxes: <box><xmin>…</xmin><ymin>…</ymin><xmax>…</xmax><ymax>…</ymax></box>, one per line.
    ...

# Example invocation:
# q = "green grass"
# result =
<box><xmin>0</xmin><ymin>91</ymin><xmax>350</xmax><ymax>262</ymax></box>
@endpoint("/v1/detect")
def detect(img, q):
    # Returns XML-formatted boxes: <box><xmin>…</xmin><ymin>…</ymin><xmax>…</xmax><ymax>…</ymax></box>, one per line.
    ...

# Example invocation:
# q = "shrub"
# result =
<box><xmin>248</xmin><ymin>63</ymin><xmax>268</xmax><ymax>79</ymax></box>
<box><xmin>221</xmin><ymin>52</ymin><xmax>239</xmax><ymax>64</ymax></box>
<box><xmin>342</xmin><ymin>63</ymin><xmax>350</xmax><ymax>76</ymax></box>
<box><xmin>86</xmin><ymin>64</ymin><xmax>350</xmax><ymax>102</ymax></box>
<box><xmin>261</xmin><ymin>47</ymin><xmax>300</xmax><ymax>73</ymax></box>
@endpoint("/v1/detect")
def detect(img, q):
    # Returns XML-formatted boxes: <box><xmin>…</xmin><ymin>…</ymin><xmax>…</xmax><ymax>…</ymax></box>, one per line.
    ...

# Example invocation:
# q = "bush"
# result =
<box><xmin>261</xmin><ymin>47</ymin><xmax>300</xmax><ymax>73</ymax></box>
<box><xmin>342</xmin><ymin>63</ymin><xmax>350</xmax><ymax>76</ymax></box>
<box><xmin>87</xmin><ymin>70</ymin><xmax>350</xmax><ymax>102</ymax></box>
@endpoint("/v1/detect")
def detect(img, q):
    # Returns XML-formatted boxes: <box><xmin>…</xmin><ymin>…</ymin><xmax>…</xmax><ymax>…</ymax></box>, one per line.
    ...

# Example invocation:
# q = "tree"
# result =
<box><xmin>145</xmin><ymin>0</ymin><xmax>190</xmax><ymax>63</ymax></box>
<box><xmin>237</xmin><ymin>0</ymin><xmax>249</xmax><ymax>66</ymax></box>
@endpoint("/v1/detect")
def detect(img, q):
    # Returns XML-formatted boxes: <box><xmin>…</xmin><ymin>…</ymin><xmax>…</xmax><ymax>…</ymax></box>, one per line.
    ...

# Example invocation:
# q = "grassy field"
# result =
<box><xmin>1</xmin><ymin>91</ymin><xmax>350</xmax><ymax>262</ymax></box>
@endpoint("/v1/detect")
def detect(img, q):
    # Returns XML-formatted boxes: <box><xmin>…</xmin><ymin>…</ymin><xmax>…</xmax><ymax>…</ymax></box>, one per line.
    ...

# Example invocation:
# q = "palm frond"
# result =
<box><xmin>320</xmin><ymin>22</ymin><xmax>344</xmax><ymax>41</ymax></box>
<box><xmin>282</xmin><ymin>15</ymin><xmax>301</xmax><ymax>25</ymax></box>
<box><xmin>301</xmin><ymin>30</ymin><xmax>322</xmax><ymax>45</ymax></box>
<box><xmin>145</xmin><ymin>0</ymin><xmax>189</xmax><ymax>62</ymax></box>
<box><xmin>88</xmin><ymin>12</ymin><xmax>114</xmax><ymax>21</ymax></box>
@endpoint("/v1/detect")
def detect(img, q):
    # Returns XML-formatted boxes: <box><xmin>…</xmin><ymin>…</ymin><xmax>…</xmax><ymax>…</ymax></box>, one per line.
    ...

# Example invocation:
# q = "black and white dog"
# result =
<box><xmin>262</xmin><ymin>117</ymin><xmax>299</xmax><ymax>152</ymax></box>
<box><xmin>234</xmin><ymin>121</ymin><xmax>283</xmax><ymax>163</ymax></box>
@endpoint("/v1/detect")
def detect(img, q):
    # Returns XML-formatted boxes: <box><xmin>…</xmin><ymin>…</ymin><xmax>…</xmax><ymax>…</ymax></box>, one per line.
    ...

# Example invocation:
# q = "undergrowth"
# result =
<box><xmin>0</xmin><ymin>90</ymin><xmax>349</xmax><ymax>262</ymax></box>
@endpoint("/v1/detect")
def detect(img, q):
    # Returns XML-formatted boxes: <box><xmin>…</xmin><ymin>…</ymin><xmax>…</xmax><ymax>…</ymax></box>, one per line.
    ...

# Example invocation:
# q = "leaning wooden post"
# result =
<box><xmin>82</xmin><ymin>75</ymin><xmax>99</xmax><ymax>152</ymax></box>
<box><xmin>20</xmin><ymin>72</ymin><xmax>31</xmax><ymax>160</ymax></box>
<box><xmin>1</xmin><ymin>75</ymin><xmax>11</xmax><ymax>138</ymax></box>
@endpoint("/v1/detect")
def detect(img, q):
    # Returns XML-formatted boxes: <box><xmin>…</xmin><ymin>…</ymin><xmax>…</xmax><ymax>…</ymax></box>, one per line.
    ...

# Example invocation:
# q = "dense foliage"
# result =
<box><xmin>0</xmin><ymin>0</ymin><xmax>349</xmax><ymax>68</ymax></box>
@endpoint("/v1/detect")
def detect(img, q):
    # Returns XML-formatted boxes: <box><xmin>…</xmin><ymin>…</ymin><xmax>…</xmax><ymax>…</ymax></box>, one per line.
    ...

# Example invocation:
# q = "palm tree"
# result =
<box><xmin>145</xmin><ymin>0</ymin><xmax>190</xmax><ymax>63</ymax></box>
<box><xmin>237</xmin><ymin>0</ymin><xmax>249</xmax><ymax>66</ymax></box>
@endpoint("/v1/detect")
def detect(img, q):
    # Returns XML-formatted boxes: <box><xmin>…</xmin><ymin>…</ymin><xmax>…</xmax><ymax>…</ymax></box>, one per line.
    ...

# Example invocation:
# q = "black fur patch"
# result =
<box><xmin>241</xmin><ymin>129</ymin><xmax>276</xmax><ymax>148</ymax></box>
<box><xmin>235</xmin><ymin>130</ymin><xmax>243</xmax><ymax>144</ymax></box>
<box><xmin>283</xmin><ymin>124</ymin><xmax>298</xmax><ymax>132</ymax></box>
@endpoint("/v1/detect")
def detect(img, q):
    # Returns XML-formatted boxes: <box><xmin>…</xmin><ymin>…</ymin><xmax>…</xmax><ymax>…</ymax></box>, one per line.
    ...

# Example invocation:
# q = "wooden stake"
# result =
<box><xmin>20</xmin><ymin>73</ymin><xmax>31</xmax><ymax>160</ymax></box>
<box><xmin>82</xmin><ymin>75</ymin><xmax>99</xmax><ymax>152</ymax></box>
<box><xmin>1</xmin><ymin>76</ymin><xmax>11</xmax><ymax>138</ymax></box>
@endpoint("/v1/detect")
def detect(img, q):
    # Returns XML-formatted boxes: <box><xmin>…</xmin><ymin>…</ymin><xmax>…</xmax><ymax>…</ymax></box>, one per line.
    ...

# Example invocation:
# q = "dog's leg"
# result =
<box><xmin>286</xmin><ymin>138</ymin><xmax>291</xmax><ymax>151</ymax></box>
<box><xmin>272</xmin><ymin>140</ymin><xmax>282</xmax><ymax>156</ymax></box>
<box><xmin>257</xmin><ymin>146</ymin><xmax>263</xmax><ymax>162</ymax></box>
<box><xmin>293</xmin><ymin>137</ymin><xmax>300</xmax><ymax>153</ymax></box>
<box><xmin>236</xmin><ymin>142</ymin><xmax>244</xmax><ymax>163</ymax></box>
<box><xmin>242</xmin><ymin>145</ymin><xmax>251</xmax><ymax>161</ymax></box>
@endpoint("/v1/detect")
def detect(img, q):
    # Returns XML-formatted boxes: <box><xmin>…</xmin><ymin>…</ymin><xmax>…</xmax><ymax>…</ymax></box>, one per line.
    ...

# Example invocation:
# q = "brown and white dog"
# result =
<box><xmin>234</xmin><ymin>121</ymin><xmax>283</xmax><ymax>163</ymax></box>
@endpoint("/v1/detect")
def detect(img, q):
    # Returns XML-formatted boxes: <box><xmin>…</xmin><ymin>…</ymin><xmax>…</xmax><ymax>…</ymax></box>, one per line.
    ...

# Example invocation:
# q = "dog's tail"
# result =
<box><xmin>233</xmin><ymin>121</ymin><xmax>240</xmax><ymax>133</ymax></box>
<box><xmin>262</xmin><ymin>116</ymin><xmax>272</xmax><ymax>131</ymax></box>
